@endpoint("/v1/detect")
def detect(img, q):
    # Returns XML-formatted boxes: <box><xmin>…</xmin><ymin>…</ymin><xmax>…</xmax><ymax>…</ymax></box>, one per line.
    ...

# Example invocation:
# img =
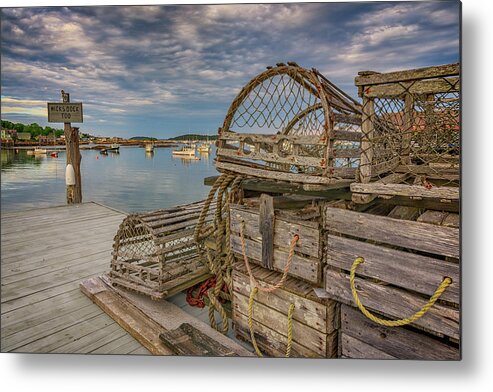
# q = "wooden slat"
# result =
<box><xmin>216</xmin><ymin>161</ymin><xmax>353</xmax><ymax>186</ymax></box>
<box><xmin>159</xmin><ymin>323</ymin><xmax>238</xmax><ymax>356</ymax></box>
<box><xmin>230</xmin><ymin>205</ymin><xmax>320</xmax><ymax>257</ymax></box>
<box><xmin>417</xmin><ymin>210</ymin><xmax>449</xmax><ymax>226</ymax></box>
<box><xmin>341</xmin><ymin>333</ymin><xmax>396</xmax><ymax>359</ymax></box>
<box><xmin>324</xmin><ymin>268</ymin><xmax>459</xmax><ymax>339</ymax></box>
<box><xmin>324</xmin><ymin>206</ymin><xmax>459</xmax><ymax>258</ymax></box>
<box><xmin>325</xmin><ymin>234</ymin><xmax>460</xmax><ymax>303</ymax></box>
<box><xmin>355</xmin><ymin>63</ymin><xmax>459</xmax><ymax>86</ymax></box>
<box><xmin>233</xmin><ymin>292</ymin><xmax>328</xmax><ymax>356</ymax></box>
<box><xmin>230</xmin><ymin>235</ymin><xmax>320</xmax><ymax>283</ymax></box>
<box><xmin>341</xmin><ymin>305</ymin><xmax>459</xmax><ymax>360</ymax></box>
<box><xmin>364</xmin><ymin>77</ymin><xmax>459</xmax><ymax>98</ymax></box>
<box><xmin>80</xmin><ymin>277</ymin><xmax>172</xmax><ymax>355</ymax></box>
<box><xmin>351</xmin><ymin>182</ymin><xmax>459</xmax><ymax>201</ymax></box>
<box><xmin>233</xmin><ymin>269</ymin><xmax>331</xmax><ymax>333</ymax></box>
<box><xmin>259</xmin><ymin>194</ymin><xmax>275</xmax><ymax>269</ymax></box>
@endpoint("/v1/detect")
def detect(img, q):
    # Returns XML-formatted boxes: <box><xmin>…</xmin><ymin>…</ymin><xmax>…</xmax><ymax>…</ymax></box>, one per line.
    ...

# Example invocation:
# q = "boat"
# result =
<box><xmin>50</xmin><ymin>152</ymin><xmax>59</xmax><ymax>158</ymax></box>
<box><xmin>172</xmin><ymin>143</ymin><xmax>196</xmax><ymax>157</ymax></box>
<box><xmin>145</xmin><ymin>143</ymin><xmax>154</xmax><ymax>153</ymax></box>
<box><xmin>100</xmin><ymin>144</ymin><xmax>120</xmax><ymax>154</ymax></box>
<box><xmin>34</xmin><ymin>147</ymin><xmax>47</xmax><ymax>155</ymax></box>
<box><xmin>197</xmin><ymin>143</ymin><xmax>211</xmax><ymax>153</ymax></box>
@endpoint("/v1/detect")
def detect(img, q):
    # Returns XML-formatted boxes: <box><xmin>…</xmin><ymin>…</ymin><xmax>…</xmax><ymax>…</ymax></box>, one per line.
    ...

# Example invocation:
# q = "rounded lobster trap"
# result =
<box><xmin>109</xmin><ymin>201</ymin><xmax>213</xmax><ymax>299</ymax></box>
<box><xmin>215</xmin><ymin>62</ymin><xmax>362</xmax><ymax>187</ymax></box>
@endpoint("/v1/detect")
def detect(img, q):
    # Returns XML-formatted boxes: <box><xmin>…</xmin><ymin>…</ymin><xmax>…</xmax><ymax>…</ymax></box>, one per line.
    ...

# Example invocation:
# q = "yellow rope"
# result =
<box><xmin>247</xmin><ymin>287</ymin><xmax>264</xmax><ymax>357</ymax></box>
<box><xmin>248</xmin><ymin>286</ymin><xmax>296</xmax><ymax>358</ymax></box>
<box><xmin>350</xmin><ymin>256</ymin><xmax>452</xmax><ymax>327</ymax></box>
<box><xmin>286</xmin><ymin>303</ymin><xmax>295</xmax><ymax>358</ymax></box>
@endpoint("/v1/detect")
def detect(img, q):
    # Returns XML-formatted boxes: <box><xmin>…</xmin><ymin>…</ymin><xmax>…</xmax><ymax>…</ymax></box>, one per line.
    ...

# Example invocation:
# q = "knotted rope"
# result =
<box><xmin>194</xmin><ymin>173</ymin><xmax>244</xmax><ymax>334</ymax></box>
<box><xmin>350</xmin><ymin>256</ymin><xmax>452</xmax><ymax>327</ymax></box>
<box><xmin>240</xmin><ymin>221</ymin><xmax>299</xmax><ymax>357</ymax></box>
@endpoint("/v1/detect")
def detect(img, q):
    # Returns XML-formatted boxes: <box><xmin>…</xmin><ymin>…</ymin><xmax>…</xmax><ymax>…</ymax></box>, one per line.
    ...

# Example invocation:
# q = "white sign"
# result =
<box><xmin>47</xmin><ymin>103</ymin><xmax>83</xmax><ymax>123</ymax></box>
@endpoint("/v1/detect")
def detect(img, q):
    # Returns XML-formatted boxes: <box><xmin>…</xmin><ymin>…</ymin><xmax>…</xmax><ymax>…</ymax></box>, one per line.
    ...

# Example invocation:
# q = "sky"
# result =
<box><xmin>0</xmin><ymin>1</ymin><xmax>460</xmax><ymax>139</ymax></box>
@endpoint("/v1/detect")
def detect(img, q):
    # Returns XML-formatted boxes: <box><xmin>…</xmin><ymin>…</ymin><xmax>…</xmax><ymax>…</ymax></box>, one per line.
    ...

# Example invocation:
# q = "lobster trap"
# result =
<box><xmin>215</xmin><ymin>62</ymin><xmax>362</xmax><ymax>187</ymax></box>
<box><xmin>109</xmin><ymin>201</ymin><xmax>213</xmax><ymax>299</ymax></box>
<box><xmin>351</xmin><ymin>63</ymin><xmax>460</xmax><ymax>204</ymax></box>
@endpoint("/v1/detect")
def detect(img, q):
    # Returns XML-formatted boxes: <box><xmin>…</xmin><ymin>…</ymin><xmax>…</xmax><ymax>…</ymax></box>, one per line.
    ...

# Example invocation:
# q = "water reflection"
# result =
<box><xmin>1</xmin><ymin>145</ymin><xmax>219</xmax><ymax>213</ymax></box>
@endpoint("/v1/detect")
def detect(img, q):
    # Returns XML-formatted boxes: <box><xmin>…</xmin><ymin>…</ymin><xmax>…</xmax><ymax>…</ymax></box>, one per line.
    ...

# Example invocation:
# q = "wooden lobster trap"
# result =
<box><xmin>215</xmin><ymin>62</ymin><xmax>362</xmax><ymax>187</ymax></box>
<box><xmin>351</xmin><ymin>63</ymin><xmax>460</xmax><ymax>205</ymax></box>
<box><xmin>109</xmin><ymin>201</ymin><xmax>213</xmax><ymax>299</ymax></box>
<box><xmin>320</xmin><ymin>204</ymin><xmax>460</xmax><ymax>360</ymax></box>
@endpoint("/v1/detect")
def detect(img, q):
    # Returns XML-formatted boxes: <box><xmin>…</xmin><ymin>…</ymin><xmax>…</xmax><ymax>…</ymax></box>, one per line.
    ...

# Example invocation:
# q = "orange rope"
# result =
<box><xmin>239</xmin><ymin>221</ymin><xmax>299</xmax><ymax>293</ymax></box>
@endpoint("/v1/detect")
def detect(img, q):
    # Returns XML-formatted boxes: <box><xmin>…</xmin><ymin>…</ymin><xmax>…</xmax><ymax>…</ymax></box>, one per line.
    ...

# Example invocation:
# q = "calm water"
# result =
<box><xmin>1</xmin><ymin>146</ymin><xmax>218</xmax><ymax>213</ymax></box>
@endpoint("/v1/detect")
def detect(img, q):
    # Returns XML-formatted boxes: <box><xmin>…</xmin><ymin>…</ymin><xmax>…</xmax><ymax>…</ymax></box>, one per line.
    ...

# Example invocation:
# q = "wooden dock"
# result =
<box><xmin>1</xmin><ymin>202</ymin><xmax>150</xmax><ymax>354</ymax></box>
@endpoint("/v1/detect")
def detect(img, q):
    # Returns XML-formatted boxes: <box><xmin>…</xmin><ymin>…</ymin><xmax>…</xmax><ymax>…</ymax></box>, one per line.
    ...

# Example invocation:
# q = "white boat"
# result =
<box><xmin>145</xmin><ymin>143</ymin><xmax>154</xmax><ymax>153</ymax></box>
<box><xmin>34</xmin><ymin>147</ymin><xmax>47</xmax><ymax>155</ymax></box>
<box><xmin>197</xmin><ymin>143</ymin><xmax>211</xmax><ymax>153</ymax></box>
<box><xmin>172</xmin><ymin>142</ymin><xmax>196</xmax><ymax>157</ymax></box>
<box><xmin>110</xmin><ymin>143</ymin><xmax>120</xmax><ymax>151</ymax></box>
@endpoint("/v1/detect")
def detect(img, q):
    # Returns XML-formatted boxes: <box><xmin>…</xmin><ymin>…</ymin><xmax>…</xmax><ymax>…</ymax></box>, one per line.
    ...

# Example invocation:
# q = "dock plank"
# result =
<box><xmin>0</xmin><ymin>202</ymin><xmax>148</xmax><ymax>354</ymax></box>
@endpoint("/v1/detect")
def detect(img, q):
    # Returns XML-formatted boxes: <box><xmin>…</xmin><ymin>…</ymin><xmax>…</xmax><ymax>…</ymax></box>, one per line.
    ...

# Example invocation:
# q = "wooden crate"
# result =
<box><xmin>340</xmin><ymin>305</ymin><xmax>459</xmax><ymax>360</ymax></box>
<box><xmin>322</xmin><ymin>205</ymin><xmax>460</xmax><ymax>343</ymax></box>
<box><xmin>229</xmin><ymin>197</ymin><xmax>323</xmax><ymax>285</ymax></box>
<box><xmin>232</xmin><ymin>262</ymin><xmax>339</xmax><ymax>358</ymax></box>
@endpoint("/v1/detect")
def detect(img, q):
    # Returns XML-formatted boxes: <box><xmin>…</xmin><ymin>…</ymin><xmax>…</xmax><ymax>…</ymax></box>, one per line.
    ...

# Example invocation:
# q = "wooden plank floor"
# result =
<box><xmin>1</xmin><ymin>202</ymin><xmax>150</xmax><ymax>354</ymax></box>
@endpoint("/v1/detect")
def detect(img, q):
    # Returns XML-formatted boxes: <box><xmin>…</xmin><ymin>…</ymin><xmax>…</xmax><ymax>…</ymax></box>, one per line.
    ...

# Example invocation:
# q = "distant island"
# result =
<box><xmin>129</xmin><ymin>136</ymin><xmax>158</xmax><ymax>141</ymax></box>
<box><xmin>170</xmin><ymin>134</ymin><xmax>218</xmax><ymax>141</ymax></box>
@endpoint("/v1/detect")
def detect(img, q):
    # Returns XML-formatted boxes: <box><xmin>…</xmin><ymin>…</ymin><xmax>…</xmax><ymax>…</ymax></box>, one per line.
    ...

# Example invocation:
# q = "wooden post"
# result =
<box><xmin>359</xmin><ymin>95</ymin><xmax>375</xmax><ymax>183</ymax></box>
<box><xmin>62</xmin><ymin>90</ymin><xmax>82</xmax><ymax>204</ymax></box>
<box><xmin>259</xmin><ymin>193</ymin><xmax>274</xmax><ymax>270</ymax></box>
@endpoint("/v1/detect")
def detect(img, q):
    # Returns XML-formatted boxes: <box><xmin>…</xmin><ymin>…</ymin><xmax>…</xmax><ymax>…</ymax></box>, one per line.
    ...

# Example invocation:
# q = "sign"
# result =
<box><xmin>47</xmin><ymin>102</ymin><xmax>83</xmax><ymax>123</ymax></box>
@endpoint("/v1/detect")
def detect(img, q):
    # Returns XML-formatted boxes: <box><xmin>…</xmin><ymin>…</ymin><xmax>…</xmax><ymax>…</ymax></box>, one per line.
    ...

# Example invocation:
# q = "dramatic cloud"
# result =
<box><xmin>0</xmin><ymin>2</ymin><xmax>460</xmax><ymax>138</ymax></box>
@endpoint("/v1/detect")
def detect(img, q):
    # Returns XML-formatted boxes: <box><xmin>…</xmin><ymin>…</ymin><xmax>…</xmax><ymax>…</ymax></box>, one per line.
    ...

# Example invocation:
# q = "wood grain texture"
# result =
<box><xmin>325</xmin><ymin>234</ymin><xmax>459</xmax><ymax>303</ymax></box>
<box><xmin>340</xmin><ymin>305</ymin><xmax>459</xmax><ymax>360</ymax></box>
<box><xmin>324</xmin><ymin>206</ymin><xmax>459</xmax><ymax>258</ymax></box>
<box><xmin>324</xmin><ymin>268</ymin><xmax>459</xmax><ymax>339</ymax></box>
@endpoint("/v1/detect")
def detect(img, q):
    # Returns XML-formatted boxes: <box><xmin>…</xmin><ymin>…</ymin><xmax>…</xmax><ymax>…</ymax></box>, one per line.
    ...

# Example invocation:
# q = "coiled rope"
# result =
<box><xmin>194</xmin><ymin>173</ymin><xmax>244</xmax><ymax>334</ymax></box>
<box><xmin>350</xmin><ymin>256</ymin><xmax>452</xmax><ymax>327</ymax></box>
<box><xmin>240</xmin><ymin>221</ymin><xmax>299</xmax><ymax>357</ymax></box>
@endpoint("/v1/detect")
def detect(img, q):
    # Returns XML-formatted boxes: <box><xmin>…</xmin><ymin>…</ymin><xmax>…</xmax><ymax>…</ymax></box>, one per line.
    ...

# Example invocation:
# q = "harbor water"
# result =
<box><xmin>1</xmin><ymin>146</ymin><xmax>218</xmax><ymax>213</ymax></box>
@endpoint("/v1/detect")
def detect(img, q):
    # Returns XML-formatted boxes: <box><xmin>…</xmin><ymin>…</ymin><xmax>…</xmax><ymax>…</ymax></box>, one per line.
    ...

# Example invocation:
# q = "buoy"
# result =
<box><xmin>65</xmin><ymin>164</ymin><xmax>76</xmax><ymax>185</ymax></box>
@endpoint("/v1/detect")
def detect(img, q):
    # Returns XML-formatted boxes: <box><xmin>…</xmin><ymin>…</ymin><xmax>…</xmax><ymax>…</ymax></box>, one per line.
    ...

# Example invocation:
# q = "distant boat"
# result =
<box><xmin>50</xmin><ymin>152</ymin><xmax>59</xmax><ymax>158</ymax></box>
<box><xmin>100</xmin><ymin>144</ymin><xmax>120</xmax><ymax>154</ymax></box>
<box><xmin>145</xmin><ymin>143</ymin><xmax>154</xmax><ymax>153</ymax></box>
<box><xmin>172</xmin><ymin>143</ymin><xmax>196</xmax><ymax>157</ymax></box>
<box><xmin>197</xmin><ymin>143</ymin><xmax>211</xmax><ymax>153</ymax></box>
<box><xmin>34</xmin><ymin>147</ymin><xmax>47</xmax><ymax>155</ymax></box>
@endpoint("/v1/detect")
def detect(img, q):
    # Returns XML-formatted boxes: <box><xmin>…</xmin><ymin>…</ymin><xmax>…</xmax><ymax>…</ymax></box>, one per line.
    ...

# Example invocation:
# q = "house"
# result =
<box><xmin>16</xmin><ymin>132</ymin><xmax>31</xmax><ymax>141</ymax></box>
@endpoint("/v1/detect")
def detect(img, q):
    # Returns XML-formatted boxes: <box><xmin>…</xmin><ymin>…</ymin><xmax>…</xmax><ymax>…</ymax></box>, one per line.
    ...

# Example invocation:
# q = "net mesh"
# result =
<box><xmin>218</xmin><ymin>64</ymin><xmax>362</xmax><ymax>180</ymax></box>
<box><xmin>360</xmin><ymin>72</ymin><xmax>459</xmax><ymax>188</ymax></box>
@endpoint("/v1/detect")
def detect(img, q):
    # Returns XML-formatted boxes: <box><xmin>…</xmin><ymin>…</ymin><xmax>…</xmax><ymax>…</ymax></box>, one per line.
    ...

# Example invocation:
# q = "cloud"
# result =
<box><xmin>0</xmin><ymin>2</ymin><xmax>460</xmax><ymax>137</ymax></box>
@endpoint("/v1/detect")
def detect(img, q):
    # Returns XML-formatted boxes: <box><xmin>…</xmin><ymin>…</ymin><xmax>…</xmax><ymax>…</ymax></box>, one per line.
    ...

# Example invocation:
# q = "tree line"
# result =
<box><xmin>1</xmin><ymin>120</ymin><xmax>92</xmax><ymax>139</ymax></box>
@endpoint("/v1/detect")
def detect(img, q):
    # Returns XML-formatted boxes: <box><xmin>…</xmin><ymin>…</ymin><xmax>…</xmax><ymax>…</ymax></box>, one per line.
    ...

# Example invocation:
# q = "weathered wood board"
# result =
<box><xmin>323</xmin><ymin>205</ymin><xmax>460</xmax><ymax>341</ymax></box>
<box><xmin>81</xmin><ymin>275</ymin><xmax>253</xmax><ymax>357</ymax></box>
<box><xmin>230</xmin><ymin>203</ymin><xmax>323</xmax><ymax>284</ymax></box>
<box><xmin>340</xmin><ymin>305</ymin><xmax>460</xmax><ymax>360</ymax></box>
<box><xmin>232</xmin><ymin>262</ymin><xmax>338</xmax><ymax>358</ymax></box>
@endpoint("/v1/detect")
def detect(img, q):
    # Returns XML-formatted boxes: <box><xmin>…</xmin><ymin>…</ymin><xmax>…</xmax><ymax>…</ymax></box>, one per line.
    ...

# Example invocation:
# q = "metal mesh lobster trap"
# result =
<box><xmin>351</xmin><ymin>63</ymin><xmax>460</xmax><ymax>204</ymax></box>
<box><xmin>215</xmin><ymin>62</ymin><xmax>362</xmax><ymax>187</ymax></box>
<box><xmin>109</xmin><ymin>201</ymin><xmax>214</xmax><ymax>299</ymax></box>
